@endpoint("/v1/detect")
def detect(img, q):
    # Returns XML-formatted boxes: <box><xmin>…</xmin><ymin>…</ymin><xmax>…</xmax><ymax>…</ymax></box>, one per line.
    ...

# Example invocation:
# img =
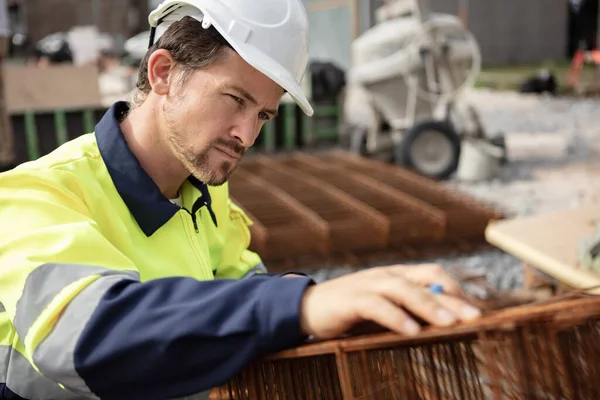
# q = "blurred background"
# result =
<box><xmin>2</xmin><ymin>0</ymin><xmax>600</xmax><ymax>294</ymax></box>
<box><xmin>3</xmin><ymin>0</ymin><xmax>599</xmax><ymax>93</ymax></box>
<box><xmin>2</xmin><ymin>0</ymin><xmax>599</xmax><ymax>166</ymax></box>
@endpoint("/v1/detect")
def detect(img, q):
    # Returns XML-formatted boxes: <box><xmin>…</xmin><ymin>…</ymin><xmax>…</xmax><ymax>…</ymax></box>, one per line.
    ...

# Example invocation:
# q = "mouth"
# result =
<box><xmin>214</xmin><ymin>146</ymin><xmax>241</xmax><ymax>161</ymax></box>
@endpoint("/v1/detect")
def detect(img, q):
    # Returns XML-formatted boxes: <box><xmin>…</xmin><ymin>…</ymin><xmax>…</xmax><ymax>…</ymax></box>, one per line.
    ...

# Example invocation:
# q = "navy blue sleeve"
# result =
<box><xmin>74</xmin><ymin>275</ymin><xmax>314</xmax><ymax>400</ymax></box>
<box><xmin>258</xmin><ymin>271</ymin><xmax>311</xmax><ymax>278</ymax></box>
<box><xmin>278</xmin><ymin>271</ymin><xmax>311</xmax><ymax>277</ymax></box>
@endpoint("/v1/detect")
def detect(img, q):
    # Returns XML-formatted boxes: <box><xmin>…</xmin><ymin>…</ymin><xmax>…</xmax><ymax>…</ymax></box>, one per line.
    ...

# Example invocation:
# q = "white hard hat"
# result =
<box><xmin>148</xmin><ymin>0</ymin><xmax>314</xmax><ymax>117</ymax></box>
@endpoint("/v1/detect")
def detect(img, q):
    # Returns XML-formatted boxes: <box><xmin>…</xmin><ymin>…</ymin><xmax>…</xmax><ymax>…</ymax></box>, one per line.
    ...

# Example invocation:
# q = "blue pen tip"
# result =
<box><xmin>430</xmin><ymin>284</ymin><xmax>444</xmax><ymax>294</ymax></box>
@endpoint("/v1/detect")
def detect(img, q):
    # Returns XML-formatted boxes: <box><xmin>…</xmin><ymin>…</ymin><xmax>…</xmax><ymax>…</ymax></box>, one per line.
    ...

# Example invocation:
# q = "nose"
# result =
<box><xmin>231</xmin><ymin>115</ymin><xmax>261</xmax><ymax>148</ymax></box>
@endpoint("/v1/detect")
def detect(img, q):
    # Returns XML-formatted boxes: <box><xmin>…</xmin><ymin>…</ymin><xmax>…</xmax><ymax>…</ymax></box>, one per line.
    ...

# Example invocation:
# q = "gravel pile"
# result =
<box><xmin>310</xmin><ymin>89</ymin><xmax>600</xmax><ymax>293</ymax></box>
<box><xmin>309</xmin><ymin>250</ymin><xmax>523</xmax><ymax>292</ymax></box>
<box><xmin>465</xmin><ymin>89</ymin><xmax>600</xmax><ymax>140</ymax></box>
<box><xmin>451</xmin><ymin>88</ymin><xmax>600</xmax><ymax>217</ymax></box>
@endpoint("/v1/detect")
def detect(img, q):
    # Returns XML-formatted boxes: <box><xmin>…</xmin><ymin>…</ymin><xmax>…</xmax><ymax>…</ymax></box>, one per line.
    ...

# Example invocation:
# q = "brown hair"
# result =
<box><xmin>130</xmin><ymin>16</ymin><xmax>230</xmax><ymax>107</ymax></box>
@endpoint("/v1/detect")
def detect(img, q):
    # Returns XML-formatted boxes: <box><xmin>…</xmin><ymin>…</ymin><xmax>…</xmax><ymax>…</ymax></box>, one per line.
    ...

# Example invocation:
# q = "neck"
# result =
<box><xmin>120</xmin><ymin>102</ymin><xmax>188</xmax><ymax>199</ymax></box>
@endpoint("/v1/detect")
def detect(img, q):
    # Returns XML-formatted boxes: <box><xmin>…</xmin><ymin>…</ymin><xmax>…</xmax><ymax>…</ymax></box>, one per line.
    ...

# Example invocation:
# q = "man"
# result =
<box><xmin>0</xmin><ymin>0</ymin><xmax>481</xmax><ymax>399</ymax></box>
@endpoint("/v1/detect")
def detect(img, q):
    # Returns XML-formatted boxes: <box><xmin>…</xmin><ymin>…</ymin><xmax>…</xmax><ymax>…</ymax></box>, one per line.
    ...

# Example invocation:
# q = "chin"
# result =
<box><xmin>184</xmin><ymin>149</ymin><xmax>240</xmax><ymax>185</ymax></box>
<box><xmin>190</xmin><ymin>170</ymin><xmax>227</xmax><ymax>186</ymax></box>
<box><xmin>192</xmin><ymin>164</ymin><xmax>232</xmax><ymax>186</ymax></box>
<box><xmin>206</xmin><ymin>176</ymin><xmax>229</xmax><ymax>187</ymax></box>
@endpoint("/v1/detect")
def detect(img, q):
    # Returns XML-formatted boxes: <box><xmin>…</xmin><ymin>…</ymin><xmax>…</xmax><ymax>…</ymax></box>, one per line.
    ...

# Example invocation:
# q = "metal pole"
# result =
<box><xmin>91</xmin><ymin>0</ymin><xmax>100</xmax><ymax>28</ymax></box>
<box><xmin>459</xmin><ymin>0</ymin><xmax>469</xmax><ymax>27</ymax></box>
<box><xmin>352</xmin><ymin>0</ymin><xmax>360</xmax><ymax>39</ymax></box>
<box><xmin>415</xmin><ymin>0</ymin><xmax>432</xmax><ymax>22</ymax></box>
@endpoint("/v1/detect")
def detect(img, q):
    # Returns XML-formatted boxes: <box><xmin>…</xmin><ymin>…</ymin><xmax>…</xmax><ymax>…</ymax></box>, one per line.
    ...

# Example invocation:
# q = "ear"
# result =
<box><xmin>147</xmin><ymin>49</ymin><xmax>177</xmax><ymax>96</ymax></box>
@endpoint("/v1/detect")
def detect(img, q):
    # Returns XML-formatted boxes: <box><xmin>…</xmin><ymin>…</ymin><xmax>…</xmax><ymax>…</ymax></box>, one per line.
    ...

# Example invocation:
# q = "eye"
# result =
<box><xmin>228</xmin><ymin>94</ymin><xmax>244</xmax><ymax>106</ymax></box>
<box><xmin>258</xmin><ymin>111</ymin><xmax>269</xmax><ymax>120</ymax></box>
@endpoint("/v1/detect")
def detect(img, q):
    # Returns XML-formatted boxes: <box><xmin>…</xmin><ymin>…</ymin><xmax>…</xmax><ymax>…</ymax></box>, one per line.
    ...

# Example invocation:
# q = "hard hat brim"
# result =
<box><xmin>149</xmin><ymin>0</ymin><xmax>314</xmax><ymax>117</ymax></box>
<box><xmin>230</xmin><ymin>43</ymin><xmax>314</xmax><ymax>117</ymax></box>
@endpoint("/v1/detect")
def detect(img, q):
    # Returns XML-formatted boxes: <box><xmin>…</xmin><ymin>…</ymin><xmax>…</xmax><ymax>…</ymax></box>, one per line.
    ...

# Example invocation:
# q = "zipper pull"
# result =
<box><xmin>191</xmin><ymin>213</ymin><xmax>199</xmax><ymax>233</ymax></box>
<box><xmin>206</xmin><ymin>201</ymin><xmax>218</xmax><ymax>228</ymax></box>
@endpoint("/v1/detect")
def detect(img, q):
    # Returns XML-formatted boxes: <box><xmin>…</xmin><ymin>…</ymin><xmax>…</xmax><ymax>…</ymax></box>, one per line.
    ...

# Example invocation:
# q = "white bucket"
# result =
<box><xmin>456</xmin><ymin>139</ymin><xmax>504</xmax><ymax>182</ymax></box>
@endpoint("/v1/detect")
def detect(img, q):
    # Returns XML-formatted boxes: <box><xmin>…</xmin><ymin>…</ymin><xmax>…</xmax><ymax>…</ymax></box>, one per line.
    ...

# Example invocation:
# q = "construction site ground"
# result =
<box><xmin>312</xmin><ymin>88</ymin><xmax>600</xmax><ymax>291</ymax></box>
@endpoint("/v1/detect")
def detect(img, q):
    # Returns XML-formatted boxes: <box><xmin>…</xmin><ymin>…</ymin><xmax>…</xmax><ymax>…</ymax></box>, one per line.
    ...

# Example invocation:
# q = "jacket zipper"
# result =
<box><xmin>179</xmin><ymin>211</ymin><xmax>212</xmax><ymax>279</ymax></box>
<box><xmin>179</xmin><ymin>200</ymin><xmax>213</xmax><ymax>279</ymax></box>
<box><xmin>183</xmin><ymin>208</ymin><xmax>199</xmax><ymax>232</ymax></box>
<box><xmin>180</xmin><ymin>192</ymin><xmax>218</xmax><ymax>279</ymax></box>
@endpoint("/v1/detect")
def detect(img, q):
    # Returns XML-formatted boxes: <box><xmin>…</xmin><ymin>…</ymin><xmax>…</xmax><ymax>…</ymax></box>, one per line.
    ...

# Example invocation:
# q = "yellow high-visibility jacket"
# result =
<box><xmin>0</xmin><ymin>102</ymin><xmax>313</xmax><ymax>399</ymax></box>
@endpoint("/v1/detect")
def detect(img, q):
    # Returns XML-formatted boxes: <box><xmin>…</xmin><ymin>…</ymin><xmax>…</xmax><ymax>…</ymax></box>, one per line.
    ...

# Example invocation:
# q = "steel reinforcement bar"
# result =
<box><xmin>228</xmin><ymin>169</ymin><xmax>331</xmax><ymax>261</ymax></box>
<box><xmin>238</xmin><ymin>157</ymin><xmax>390</xmax><ymax>254</ymax></box>
<box><xmin>326</xmin><ymin>150</ymin><xmax>503</xmax><ymax>240</ymax></box>
<box><xmin>281</xmin><ymin>152</ymin><xmax>447</xmax><ymax>246</ymax></box>
<box><xmin>228</xmin><ymin>151</ymin><xmax>502</xmax><ymax>270</ymax></box>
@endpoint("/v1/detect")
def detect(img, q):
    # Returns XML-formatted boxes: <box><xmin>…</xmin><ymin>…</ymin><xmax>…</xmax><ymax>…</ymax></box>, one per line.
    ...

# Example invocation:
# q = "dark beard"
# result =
<box><xmin>186</xmin><ymin>145</ymin><xmax>233</xmax><ymax>186</ymax></box>
<box><xmin>162</xmin><ymin>103</ymin><xmax>244</xmax><ymax>186</ymax></box>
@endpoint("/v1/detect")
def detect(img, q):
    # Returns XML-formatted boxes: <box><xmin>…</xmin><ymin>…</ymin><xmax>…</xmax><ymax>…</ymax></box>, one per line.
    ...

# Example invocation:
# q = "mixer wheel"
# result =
<box><xmin>339</xmin><ymin>124</ymin><xmax>368</xmax><ymax>155</ymax></box>
<box><xmin>395</xmin><ymin>120</ymin><xmax>461</xmax><ymax>180</ymax></box>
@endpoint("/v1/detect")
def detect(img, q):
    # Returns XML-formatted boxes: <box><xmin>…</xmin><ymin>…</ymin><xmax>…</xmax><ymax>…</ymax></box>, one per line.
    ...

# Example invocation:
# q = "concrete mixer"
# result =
<box><xmin>340</xmin><ymin>0</ymin><xmax>502</xmax><ymax>180</ymax></box>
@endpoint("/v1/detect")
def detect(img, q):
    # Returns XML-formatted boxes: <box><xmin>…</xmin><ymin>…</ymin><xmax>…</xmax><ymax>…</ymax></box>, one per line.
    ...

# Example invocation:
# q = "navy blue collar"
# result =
<box><xmin>95</xmin><ymin>102</ymin><xmax>217</xmax><ymax>237</ymax></box>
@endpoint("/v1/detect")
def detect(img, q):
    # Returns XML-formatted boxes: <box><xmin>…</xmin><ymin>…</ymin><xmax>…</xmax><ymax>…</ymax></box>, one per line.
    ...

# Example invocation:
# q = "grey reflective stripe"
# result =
<box><xmin>0</xmin><ymin>302</ymin><xmax>5</xmax><ymax>313</ymax></box>
<box><xmin>0</xmin><ymin>345</ymin><xmax>83</xmax><ymax>399</ymax></box>
<box><xmin>33</xmin><ymin>274</ymin><xmax>133</xmax><ymax>398</ymax></box>
<box><xmin>241</xmin><ymin>262</ymin><xmax>268</xmax><ymax>278</ymax></box>
<box><xmin>13</xmin><ymin>263</ymin><xmax>139</xmax><ymax>339</ymax></box>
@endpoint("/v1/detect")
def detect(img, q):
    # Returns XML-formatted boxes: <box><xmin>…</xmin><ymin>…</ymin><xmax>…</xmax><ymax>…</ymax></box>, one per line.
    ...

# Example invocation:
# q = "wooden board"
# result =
<box><xmin>4</xmin><ymin>65</ymin><xmax>102</xmax><ymax>114</ymax></box>
<box><xmin>485</xmin><ymin>204</ymin><xmax>600</xmax><ymax>294</ymax></box>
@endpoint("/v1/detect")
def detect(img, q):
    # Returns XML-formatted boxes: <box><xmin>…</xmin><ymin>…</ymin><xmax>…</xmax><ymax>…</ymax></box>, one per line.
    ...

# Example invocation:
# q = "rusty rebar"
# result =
<box><xmin>327</xmin><ymin>150</ymin><xmax>502</xmax><ymax>240</ymax></box>
<box><xmin>240</xmin><ymin>156</ymin><xmax>390</xmax><ymax>253</ymax></box>
<box><xmin>209</xmin><ymin>292</ymin><xmax>600</xmax><ymax>400</ymax></box>
<box><xmin>228</xmin><ymin>169</ymin><xmax>331</xmax><ymax>260</ymax></box>
<box><xmin>228</xmin><ymin>151</ymin><xmax>501</xmax><ymax>268</ymax></box>
<box><xmin>286</xmin><ymin>152</ymin><xmax>447</xmax><ymax>245</ymax></box>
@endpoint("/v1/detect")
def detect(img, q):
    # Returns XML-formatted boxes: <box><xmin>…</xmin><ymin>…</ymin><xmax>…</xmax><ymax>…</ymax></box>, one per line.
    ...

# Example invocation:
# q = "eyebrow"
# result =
<box><xmin>225</xmin><ymin>84</ymin><xmax>279</xmax><ymax>117</ymax></box>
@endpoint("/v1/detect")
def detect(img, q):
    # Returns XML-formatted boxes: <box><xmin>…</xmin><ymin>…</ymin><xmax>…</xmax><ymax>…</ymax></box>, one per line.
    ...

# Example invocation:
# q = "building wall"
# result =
<box><xmin>24</xmin><ymin>0</ymin><xmax>139</xmax><ymax>43</ymax></box>
<box><xmin>461</xmin><ymin>0</ymin><xmax>568</xmax><ymax>66</ymax></box>
<box><xmin>23</xmin><ymin>0</ymin><xmax>570</xmax><ymax>68</ymax></box>
<box><xmin>25</xmin><ymin>0</ymin><xmax>90</xmax><ymax>42</ymax></box>
<box><xmin>369</xmin><ymin>0</ymin><xmax>570</xmax><ymax>67</ymax></box>
<box><xmin>303</xmin><ymin>0</ymin><xmax>355</xmax><ymax>71</ymax></box>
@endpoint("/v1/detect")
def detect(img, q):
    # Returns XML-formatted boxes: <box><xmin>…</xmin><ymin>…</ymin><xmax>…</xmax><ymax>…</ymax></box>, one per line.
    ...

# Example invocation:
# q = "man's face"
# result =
<box><xmin>161</xmin><ymin>50</ymin><xmax>283</xmax><ymax>186</ymax></box>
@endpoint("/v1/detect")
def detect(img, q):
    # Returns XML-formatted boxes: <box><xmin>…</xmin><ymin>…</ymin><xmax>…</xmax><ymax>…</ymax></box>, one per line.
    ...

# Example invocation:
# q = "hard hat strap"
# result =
<box><xmin>149</xmin><ymin>27</ymin><xmax>157</xmax><ymax>49</ymax></box>
<box><xmin>207</xmin><ymin>25</ymin><xmax>233</xmax><ymax>51</ymax></box>
<box><xmin>149</xmin><ymin>6</ymin><xmax>234</xmax><ymax>53</ymax></box>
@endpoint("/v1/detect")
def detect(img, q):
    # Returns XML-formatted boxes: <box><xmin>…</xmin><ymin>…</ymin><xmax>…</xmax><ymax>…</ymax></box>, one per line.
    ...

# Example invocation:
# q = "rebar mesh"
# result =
<box><xmin>230</xmin><ymin>151</ymin><xmax>502</xmax><ymax>270</ymax></box>
<box><xmin>210</xmin><ymin>293</ymin><xmax>600</xmax><ymax>400</ymax></box>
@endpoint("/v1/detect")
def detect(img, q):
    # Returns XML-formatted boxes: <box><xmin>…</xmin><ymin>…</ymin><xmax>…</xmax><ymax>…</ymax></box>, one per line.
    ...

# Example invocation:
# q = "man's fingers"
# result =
<box><xmin>379</xmin><ymin>279</ymin><xmax>458</xmax><ymax>327</ymax></box>
<box><xmin>387</xmin><ymin>264</ymin><xmax>467</xmax><ymax>298</ymax></box>
<box><xmin>356</xmin><ymin>296</ymin><xmax>422</xmax><ymax>336</ymax></box>
<box><xmin>435</xmin><ymin>293</ymin><xmax>482</xmax><ymax>321</ymax></box>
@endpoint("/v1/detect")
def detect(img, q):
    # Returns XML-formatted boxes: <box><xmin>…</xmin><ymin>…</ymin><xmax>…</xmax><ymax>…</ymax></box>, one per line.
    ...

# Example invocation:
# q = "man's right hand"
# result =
<box><xmin>299</xmin><ymin>264</ymin><xmax>482</xmax><ymax>339</ymax></box>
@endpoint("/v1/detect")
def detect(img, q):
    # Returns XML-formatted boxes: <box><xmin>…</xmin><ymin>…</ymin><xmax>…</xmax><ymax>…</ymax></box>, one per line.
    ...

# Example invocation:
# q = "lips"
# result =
<box><xmin>214</xmin><ymin>146</ymin><xmax>241</xmax><ymax>160</ymax></box>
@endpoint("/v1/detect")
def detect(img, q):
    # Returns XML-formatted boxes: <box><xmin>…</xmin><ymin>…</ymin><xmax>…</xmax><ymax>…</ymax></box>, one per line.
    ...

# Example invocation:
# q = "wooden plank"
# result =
<box><xmin>4</xmin><ymin>65</ymin><xmax>102</xmax><ymax>114</ymax></box>
<box><xmin>485</xmin><ymin>204</ymin><xmax>600</xmax><ymax>294</ymax></box>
